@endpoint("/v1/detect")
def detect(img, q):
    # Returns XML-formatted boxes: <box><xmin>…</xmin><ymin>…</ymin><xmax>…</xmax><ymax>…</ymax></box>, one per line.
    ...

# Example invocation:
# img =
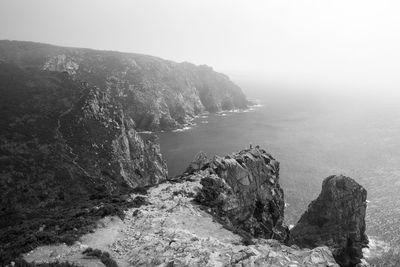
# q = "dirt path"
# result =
<box><xmin>24</xmin><ymin>216</ymin><xmax>127</xmax><ymax>266</ymax></box>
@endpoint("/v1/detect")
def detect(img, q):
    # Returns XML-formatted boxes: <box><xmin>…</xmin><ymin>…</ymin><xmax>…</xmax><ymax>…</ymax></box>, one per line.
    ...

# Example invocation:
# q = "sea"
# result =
<box><xmin>158</xmin><ymin>78</ymin><xmax>400</xmax><ymax>259</ymax></box>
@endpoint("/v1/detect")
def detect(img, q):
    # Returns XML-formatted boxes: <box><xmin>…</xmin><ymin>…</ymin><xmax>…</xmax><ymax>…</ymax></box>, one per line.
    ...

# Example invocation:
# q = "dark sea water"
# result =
<box><xmin>158</xmin><ymin>80</ymin><xmax>400</xmax><ymax>253</ymax></box>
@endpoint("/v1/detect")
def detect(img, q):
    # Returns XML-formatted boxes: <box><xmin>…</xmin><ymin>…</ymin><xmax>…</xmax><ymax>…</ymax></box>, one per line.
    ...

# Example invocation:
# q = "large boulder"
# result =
<box><xmin>290</xmin><ymin>175</ymin><xmax>368</xmax><ymax>266</ymax></box>
<box><xmin>195</xmin><ymin>147</ymin><xmax>290</xmax><ymax>242</ymax></box>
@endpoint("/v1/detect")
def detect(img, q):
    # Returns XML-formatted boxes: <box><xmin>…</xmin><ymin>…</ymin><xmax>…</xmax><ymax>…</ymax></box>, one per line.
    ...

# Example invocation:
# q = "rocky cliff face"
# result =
<box><xmin>189</xmin><ymin>147</ymin><xmax>290</xmax><ymax>243</ymax></box>
<box><xmin>0</xmin><ymin>40</ymin><xmax>248</xmax><ymax>130</ymax></box>
<box><xmin>290</xmin><ymin>175</ymin><xmax>368</xmax><ymax>267</ymax></box>
<box><xmin>59</xmin><ymin>85</ymin><xmax>167</xmax><ymax>189</ymax></box>
<box><xmin>0</xmin><ymin>60</ymin><xmax>167</xmax><ymax>203</ymax></box>
<box><xmin>0</xmin><ymin>60</ymin><xmax>167</xmax><ymax>263</ymax></box>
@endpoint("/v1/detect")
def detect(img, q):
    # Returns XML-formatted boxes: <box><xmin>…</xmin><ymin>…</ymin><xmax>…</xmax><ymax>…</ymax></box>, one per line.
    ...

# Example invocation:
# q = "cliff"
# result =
<box><xmin>0</xmin><ymin>61</ymin><xmax>167</xmax><ymax>263</ymax></box>
<box><xmin>0</xmin><ymin>60</ymin><xmax>167</xmax><ymax>198</ymax></box>
<box><xmin>0</xmin><ymin>40</ymin><xmax>248</xmax><ymax>130</ymax></box>
<box><xmin>290</xmin><ymin>175</ymin><xmax>369</xmax><ymax>266</ymax></box>
<box><xmin>192</xmin><ymin>148</ymin><xmax>289</xmax><ymax>242</ymax></box>
<box><xmin>186</xmin><ymin>150</ymin><xmax>368</xmax><ymax>266</ymax></box>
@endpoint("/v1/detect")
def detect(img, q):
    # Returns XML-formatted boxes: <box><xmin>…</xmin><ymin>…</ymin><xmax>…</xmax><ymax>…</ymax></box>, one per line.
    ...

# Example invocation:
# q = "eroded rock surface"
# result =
<box><xmin>290</xmin><ymin>175</ymin><xmax>368</xmax><ymax>267</ymax></box>
<box><xmin>193</xmin><ymin>147</ymin><xmax>290</xmax><ymax>243</ymax></box>
<box><xmin>24</xmin><ymin>173</ymin><xmax>339</xmax><ymax>267</ymax></box>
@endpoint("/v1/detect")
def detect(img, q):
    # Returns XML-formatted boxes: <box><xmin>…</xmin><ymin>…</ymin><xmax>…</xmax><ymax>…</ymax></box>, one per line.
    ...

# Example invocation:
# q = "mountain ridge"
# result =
<box><xmin>0</xmin><ymin>40</ymin><xmax>249</xmax><ymax>131</ymax></box>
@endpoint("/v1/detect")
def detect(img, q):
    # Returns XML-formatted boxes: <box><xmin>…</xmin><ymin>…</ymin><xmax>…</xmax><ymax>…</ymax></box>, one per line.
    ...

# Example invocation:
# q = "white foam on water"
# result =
<box><xmin>250</xmin><ymin>103</ymin><xmax>264</xmax><ymax>108</ymax></box>
<box><xmin>172</xmin><ymin>126</ymin><xmax>193</xmax><ymax>132</ymax></box>
<box><xmin>363</xmin><ymin>237</ymin><xmax>392</xmax><ymax>260</ymax></box>
<box><xmin>227</xmin><ymin>109</ymin><xmax>241</xmax><ymax>113</ymax></box>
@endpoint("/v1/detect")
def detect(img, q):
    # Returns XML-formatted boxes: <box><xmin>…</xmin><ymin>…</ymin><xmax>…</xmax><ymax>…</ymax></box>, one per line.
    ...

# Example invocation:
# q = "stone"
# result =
<box><xmin>195</xmin><ymin>147</ymin><xmax>290</xmax><ymax>242</ymax></box>
<box><xmin>290</xmin><ymin>175</ymin><xmax>368</xmax><ymax>267</ymax></box>
<box><xmin>185</xmin><ymin>151</ymin><xmax>209</xmax><ymax>174</ymax></box>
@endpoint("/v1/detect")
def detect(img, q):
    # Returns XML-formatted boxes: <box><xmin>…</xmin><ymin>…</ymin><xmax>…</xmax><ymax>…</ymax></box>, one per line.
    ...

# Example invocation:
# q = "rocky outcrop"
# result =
<box><xmin>290</xmin><ymin>175</ymin><xmax>368</xmax><ymax>267</ymax></box>
<box><xmin>23</xmin><ymin>172</ymin><xmax>339</xmax><ymax>267</ymax></box>
<box><xmin>0</xmin><ymin>40</ymin><xmax>249</xmax><ymax>130</ymax></box>
<box><xmin>193</xmin><ymin>147</ymin><xmax>290</xmax><ymax>243</ymax></box>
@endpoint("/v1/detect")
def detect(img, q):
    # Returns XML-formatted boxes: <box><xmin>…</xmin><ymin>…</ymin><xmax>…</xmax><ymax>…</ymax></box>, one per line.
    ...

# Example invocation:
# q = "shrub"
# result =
<box><xmin>82</xmin><ymin>247</ymin><xmax>118</xmax><ymax>267</ymax></box>
<box><xmin>14</xmin><ymin>259</ymin><xmax>82</xmax><ymax>267</ymax></box>
<box><xmin>0</xmin><ymin>193</ymin><xmax>134</xmax><ymax>265</ymax></box>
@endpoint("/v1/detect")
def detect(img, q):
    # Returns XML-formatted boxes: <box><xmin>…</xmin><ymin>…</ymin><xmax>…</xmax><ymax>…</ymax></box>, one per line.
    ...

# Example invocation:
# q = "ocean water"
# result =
<box><xmin>158</xmin><ymin>80</ymin><xmax>400</xmax><ymax>252</ymax></box>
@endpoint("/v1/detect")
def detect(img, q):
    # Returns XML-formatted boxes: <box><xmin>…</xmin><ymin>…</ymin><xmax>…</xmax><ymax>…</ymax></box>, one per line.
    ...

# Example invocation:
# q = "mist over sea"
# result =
<box><xmin>159</xmin><ymin>78</ymin><xmax>400</xmax><ymax>250</ymax></box>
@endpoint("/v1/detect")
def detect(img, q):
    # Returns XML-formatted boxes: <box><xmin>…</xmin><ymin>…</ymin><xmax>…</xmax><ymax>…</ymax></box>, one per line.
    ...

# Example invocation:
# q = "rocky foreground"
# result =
<box><xmin>24</xmin><ymin>161</ymin><xmax>338</xmax><ymax>266</ymax></box>
<box><xmin>22</xmin><ymin>148</ymin><xmax>367</xmax><ymax>267</ymax></box>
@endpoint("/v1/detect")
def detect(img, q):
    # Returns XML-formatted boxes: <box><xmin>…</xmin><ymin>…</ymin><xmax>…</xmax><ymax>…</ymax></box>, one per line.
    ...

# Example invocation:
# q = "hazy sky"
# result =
<box><xmin>1</xmin><ymin>0</ymin><xmax>400</xmax><ymax>92</ymax></box>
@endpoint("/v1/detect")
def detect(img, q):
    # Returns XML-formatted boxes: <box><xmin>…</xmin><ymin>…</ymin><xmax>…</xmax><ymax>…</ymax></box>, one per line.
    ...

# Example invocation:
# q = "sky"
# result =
<box><xmin>1</xmin><ymin>0</ymin><xmax>400</xmax><ymax>94</ymax></box>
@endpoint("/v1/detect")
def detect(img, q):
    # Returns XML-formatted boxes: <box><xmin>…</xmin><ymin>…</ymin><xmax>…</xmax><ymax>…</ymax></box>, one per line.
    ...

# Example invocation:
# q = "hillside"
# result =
<box><xmin>0</xmin><ymin>40</ymin><xmax>249</xmax><ymax>130</ymax></box>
